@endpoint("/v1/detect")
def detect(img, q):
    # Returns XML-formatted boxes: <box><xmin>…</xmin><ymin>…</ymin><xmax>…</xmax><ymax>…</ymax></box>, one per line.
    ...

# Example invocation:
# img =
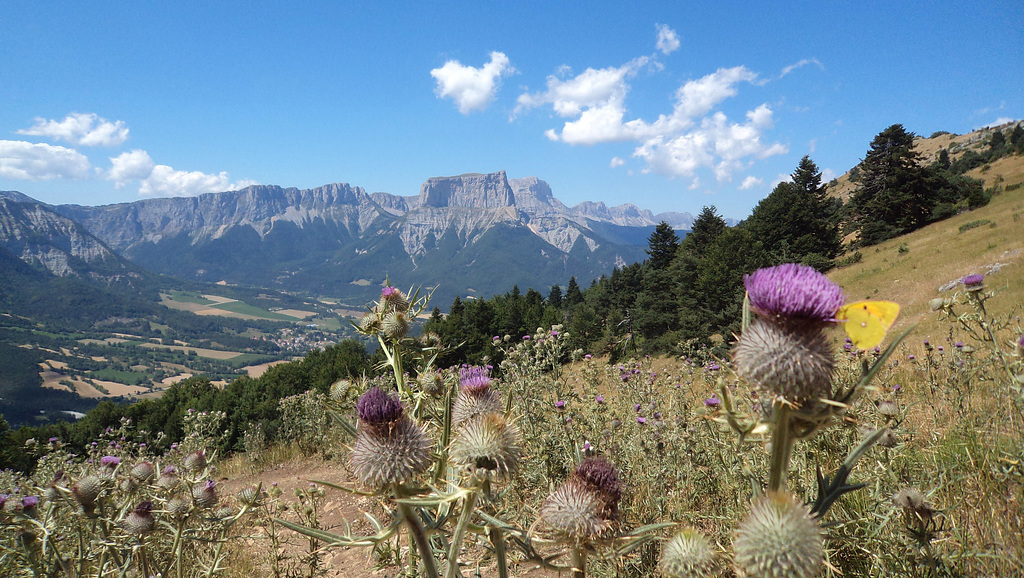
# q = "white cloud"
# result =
<box><xmin>431</xmin><ymin>51</ymin><xmax>515</xmax><ymax>114</ymax></box>
<box><xmin>655</xmin><ymin>24</ymin><xmax>680</xmax><ymax>55</ymax></box>
<box><xmin>515</xmin><ymin>59</ymin><xmax>644</xmax><ymax>119</ymax></box>
<box><xmin>740</xmin><ymin>176</ymin><xmax>763</xmax><ymax>190</ymax></box>
<box><xmin>821</xmin><ymin>168</ymin><xmax>837</xmax><ymax>182</ymax></box>
<box><xmin>978</xmin><ymin>117</ymin><xmax>1015</xmax><ymax>129</ymax></box>
<box><xmin>779</xmin><ymin>58</ymin><xmax>823</xmax><ymax>78</ymax></box>
<box><xmin>108</xmin><ymin>149</ymin><xmax>156</xmax><ymax>187</ymax></box>
<box><xmin>769</xmin><ymin>173</ymin><xmax>792</xmax><ymax>189</ymax></box>
<box><xmin>609</xmin><ymin>156</ymin><xmax>626</xmax><ymax>168</ymax></box>
<box><xmin>0</xmin><ymin>140</ymin><xmax>91</xmax><ymax>180</ymax></box>
<box><xmin>138</xmin><ymin>165</ymin><xmax>258</xmax><ymax>197</ymax></box>
<box><xmin>18</xmin><ymin>112</ymin><xmax>129</xmax><ymax>147</ymax></box>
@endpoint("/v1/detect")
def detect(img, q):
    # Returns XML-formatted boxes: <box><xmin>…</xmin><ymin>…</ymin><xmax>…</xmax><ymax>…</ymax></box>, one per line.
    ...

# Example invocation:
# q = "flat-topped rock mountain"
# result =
<box><xmin>8</xmin><ymin>172</ymin><xmax>693</xmax><ymax>305</ymax></box>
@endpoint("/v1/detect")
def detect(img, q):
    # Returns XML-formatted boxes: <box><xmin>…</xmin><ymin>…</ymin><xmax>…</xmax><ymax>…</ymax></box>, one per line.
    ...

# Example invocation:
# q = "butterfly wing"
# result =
<box><xmin>837</xmin><ymin>300</ymin><xmax>900</xmax><ymax>349</ymax></box>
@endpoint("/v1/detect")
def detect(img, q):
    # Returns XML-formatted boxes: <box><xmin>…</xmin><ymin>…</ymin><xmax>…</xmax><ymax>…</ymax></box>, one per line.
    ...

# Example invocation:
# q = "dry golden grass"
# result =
<box><xmin>830</xmin><ymin>186</ymin><xmax>1024</xmax><ymax>350</ymax></box>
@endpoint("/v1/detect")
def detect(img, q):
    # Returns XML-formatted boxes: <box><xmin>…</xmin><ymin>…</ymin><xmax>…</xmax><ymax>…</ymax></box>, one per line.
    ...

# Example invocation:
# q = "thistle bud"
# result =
<box><xmin>381</xmin><ymin>310</ymin><xmax>410</xmax><ymax>340</ymax></box>
<box><xmin>892</xmin><ymin>488</ymin><xmax>934</xmax><ymax>520</ymax></box>
<box><xmin>659</xmin><ymin>528</ymin><xmax>721</xmax><ymax>578</ymax></box>
<box><xmin>539</xmin><ymin>457</ymin><xmax>622</xmax><ymax>544</ymax></box>
<box><xmin>329</xmin><ymin>379</ymin><xmax>352</xmax><ymax>402</ymax></box>
<box><xmin>358</xmin><ymin>311</ymin><xmax>380</xmax><ymax>334</ymax></box>
<box><xmin>123</xmin><ymin>501</ymin><xmax>155</xmax><ymax>535</ymax></box>
<box><xmin>72</xmin><ymin>475</ymin><xmax>104</xmax><ymax>513</ymax></box>
<box><xmin>130</xmin><ymin>461</ymin><xmax>155</xmax><ymax>482</ymax></box>
<box><xmin>236</xmin><ymin>486</ymin><xmax>261</xmax><ymax>506</ymax></box>
<box><xmin>453</xmin><ymin>366</ymin><xmax>502</xmax><ymax>426</ymax></box>
<box><xmin>166</xmin><ymin>496</ymin><xmax>190</xmax><ymax>518</ymax></box>
<box><xmin>192</xmin><ymin>480</ymin><xmax>218</xmax><ymax>509</ymax></box>
<box><xmin>156</xmin><ymin>465</ymin><xmax>180</xmax><ymax>490</ymax></box>
<box><xmin>450</xmin><ymin>413</ymin><xmax>522</xmax><ymax>481</ymax></box>
<box><xmin>417</xmin><ymin>370</ymin><xmax>446</xmax><ymax>397</ymax></box>
<box><xmin>734</xmin><ymin>492</ymin><xmax>822</xmax><ymax>578</ymax></box>
<box><xmin>183</xmin><ymin>450</ymin><xmax>207</xmax><ymax>472</ymax></box>
<box><xmin>350</xmin><ymin>388</ymin><xmax>432</xmax><ymax>488</ymax></box>
<box><xmin>380</xmin><ymin>286</ymin><xmax>409</xmax><ymax>312</ymax></box>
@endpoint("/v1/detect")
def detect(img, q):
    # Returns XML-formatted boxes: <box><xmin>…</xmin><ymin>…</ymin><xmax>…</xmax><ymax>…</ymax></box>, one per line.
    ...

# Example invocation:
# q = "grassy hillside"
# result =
<box><xmin>830</xmin><ymin>168</ymin><xmax>1024</xmax><ymax>347</ymax></box>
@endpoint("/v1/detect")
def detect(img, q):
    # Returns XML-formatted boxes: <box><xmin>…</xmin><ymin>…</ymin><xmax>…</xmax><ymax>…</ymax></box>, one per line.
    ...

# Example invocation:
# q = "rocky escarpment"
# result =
<box><xmin>0</xmin><ymin>197</ymin><xmax>126</xmax><ymax>278</ymax></box>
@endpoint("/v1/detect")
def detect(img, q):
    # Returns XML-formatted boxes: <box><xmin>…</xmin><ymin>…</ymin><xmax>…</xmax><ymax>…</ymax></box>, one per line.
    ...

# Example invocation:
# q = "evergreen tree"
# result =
<box><xmin>547</xmin><ymin>285</ymin><xmax>563</xmax><ymax>309</ymax></box>
<box><xmin>645</xmin><ymin>221</ymin><xmax>680</xmax><ymax>270</ymax></box>
<box><xmin>745</xmin><ymin>155</ymin><xmax>841</xmax><ymax>268</ymax></box>
<box><xmin>685</xmin><ymin>206</ymin><xmax>727</xmax><ymax>259</ymax></box>
<box><xmin>565</xmin><ymin>276</ymin><xmax>583</xmax><ymax>307</ymax></box>
<box><xmin>848</xmin><ymin>124</ymin><xmax>933</xmax><ymax>245</ymax></box>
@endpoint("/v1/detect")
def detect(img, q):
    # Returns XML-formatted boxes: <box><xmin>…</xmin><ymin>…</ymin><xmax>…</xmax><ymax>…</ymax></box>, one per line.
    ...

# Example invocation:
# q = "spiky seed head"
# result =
<box><xmin>359</xmin><ymin>311</ymin><xmax>380</xmax><ymax>334</ymax></box>
<box><xmin>417</xmin><ymin>370</ymin><xmax>446</xmax><ymax>397</ymax></box>
<box><xmin>539</xmin><ymin>478</ymin><xmax>615</xmax><ymax>544</ymax></box>
<box><xmin>876</xmin><ymin>428</ymin><xmax>900</xmax><ymax>448</ymax></box>
<box><xmin>380</xmin><ymin>286</ymin><xmax>410</xmax><ymax>312</ymax></box>
<box><xmin>572</xmin><ymin>456</ymin><xmax>623</xmax><ymax>519</ymax></box>
<box><xmin>183</xmin><ymin>450</ymin><xmax>207</xmax><ymax>472</ymax></box>
<box><xmin>156</xmin><ymin>470</ymin><xmax>180</xmax><ymax>491</ymax></box>
<box><xmin>215</xmin><ymin>506</ymin><xmax>236</xmax><ymax>520</ymax></box>
<box><xmin>130</xmin><ymin>461</ymin><xmax>155</xmax><ymax>482</ymax></box>
<box><xmin>72</xmin><ymin>475</ymin><xmax>103</xmax><ymax>510</ymax></box>
<box><xmin>237</xmin><ymin>486</ymin><xmax>261</xmax><ymax>506</ymax></box>
<box><xmin>330</xmin><ymin>379</ymin><xmax>352</xmax><ymax>402</ymax></box>
<box><xmin>166</xmin><ymin>496</ymin><xmax>190</xmax><ymax>518</ymax></box>
<box><xmin>452</xmin><ymin>388</ymin><xmax>503</xmax><ymax>426</ymax></box>
<box><xmin>192</xmin><ymin>480</ymin><xmax>218</xmax><ymax>509</ymax></box>
<box><xmin>381</xmin><ymin>310</ymin><xmax>410</xmax><ymax>340</ymax></box>
<box><xmin>892</xmin><ymin>488</ymin><xmax>934</xmax><ymax>519</ymax></box>
<box><xmin>734</xmin><ymin>492</ymin><xmax>822</xmax><ymax>578</ymax></box>
<box><xmin>356</xmin><ymin>387</ymin><xmax>404</xmax><ymax>427</ymax></box>
<box><xmin>350</xmin><ymin>417</ymin><xmax>433</xmax><ymax>488</ymax></box>
<box><xmin>877</xmin><ymin>400</ymin><xmax>900</xmax><ymax>418</ymax></box>
<box><xmin>450</xmin><ymin>413</ymin><xmax>522</xmax><ymax>481</ymax></box>
<box><xmin>733</xmin><ymin>317</ymin><xmax>835</xmax><ymax>405</ymax></box>
<box><xmin>123</xmin><ymin>501</ymin><xmax>156</xmax><ymax>535</ymax></box>
<box><xmin>659</xmin><ymin>528</ymin><xmax>722</xmax><ymax>578</ymax></box>
<box><xmin>120</xmin><ymin>477</ymin><xmax>138</xmax><ymax>493</ymax></box>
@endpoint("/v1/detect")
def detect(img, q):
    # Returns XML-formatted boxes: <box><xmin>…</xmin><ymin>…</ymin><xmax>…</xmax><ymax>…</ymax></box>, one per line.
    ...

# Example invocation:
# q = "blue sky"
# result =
<box><xmin>1</xmin><ymin>2</ymin><xmax>1021</xmax><ymax>219</ymax></box>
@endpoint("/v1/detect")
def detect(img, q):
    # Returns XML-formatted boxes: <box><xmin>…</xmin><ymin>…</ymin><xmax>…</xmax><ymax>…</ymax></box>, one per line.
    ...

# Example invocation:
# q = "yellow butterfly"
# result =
<box><xmin>836</xmin><ymin>300</ymin><xmax>901</xmax><ymax>350</ymax></box>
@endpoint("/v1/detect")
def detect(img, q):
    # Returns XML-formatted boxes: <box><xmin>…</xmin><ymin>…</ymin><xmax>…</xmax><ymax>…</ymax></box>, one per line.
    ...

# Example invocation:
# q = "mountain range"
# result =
<box><xmin>2</xmin><ymin>171</ymin><xmax>694</xmax><ymax>306</ymax></box>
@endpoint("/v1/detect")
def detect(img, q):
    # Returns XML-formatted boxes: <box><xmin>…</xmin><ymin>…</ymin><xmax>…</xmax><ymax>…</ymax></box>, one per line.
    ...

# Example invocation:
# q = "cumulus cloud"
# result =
<box><xmin>431</xmin><ymin>51</ymin><xmax>515</xmax><ymax>114</ymax></box>
<box><xmin>655</xmin><ymin>24</ymin><xmax>680</xmax><ymax>55</ymax></box>
<box><xmin>108</xmin><ymin>149</ymin><xmax>156</xmax><ymax>187</ymax></box>
<box><xmin>139</xmin><ymin>165</ymin><xmax>258</xmax><ymax>197</ymax></box>
<box><xmin>18</xmin><ymin>113</ymin><xmax>129</xmax><ymax>147</ymax></box>
<box><xmin>609</xmin><ymin>156</ymin><xmax>626</xmax><ymax>168</ymax></box>
<box><xmin>978</xmin><ymin>116</ymin><xmax>1015</xmax><ymax>129</ymax></box>
<box><xmin>0</xmin><ymin>140</ymin><xmax>91</xmax><ymax>180</ymax></box>
<box><xmin>740</xmin><ymin>175</ymin><xmax>763</xmax><ymax>190</ymax></box>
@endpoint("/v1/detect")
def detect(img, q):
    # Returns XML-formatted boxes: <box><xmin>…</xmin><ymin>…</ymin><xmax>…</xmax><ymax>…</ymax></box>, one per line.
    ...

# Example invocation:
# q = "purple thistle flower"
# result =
<box><xmin>22</xmin><ymin>496</ymin><xmax>39</xmax><ymax>509</ymax></box>
<box><xmin>908</xmin><ymin>354</ymin><xmax>916</xmax><ymax>360</ymax></box>
<box><xmin>937</xmin><ymin>346</ymin><xmax>944</xmax><ymax>352</ymax></box>
<box><xmin>100</xmin><ymin>456</ymin><xmax>120</xmax><ymax>467</ymax></box>
<box><xmin>893</xmin><ymin>384</ymin><xmax>901</xmax><ymax>393</ymax></box>
<box><xmin>595</xmin><ymin>395</ymin><xmax>604</xmax><ymax>404</ymax></box>
<box><xmin>555</xmin><ymin>400</ymin><xmax>567</xmax><ymax>409</ymax></box>
<box><xmin>636</xmin><ymin>416</ymin><xmax>647</xmax><ymax>424</ymax></box>
<box><xmin>704</xmin><ymin>396</ymin><xmax>721</xmax><ymax>408</ymax></box>
<box><xmin>459</xmin><ymin>366</ymin><xmax>491</xmax><ymax>394</ymax></box>
<box><xmin>356</xmin><ymin>387</ymin><xmax>403</xmax><ymax>426</ymax></box>
<box><xmin>706</xmin><ymin>362</ymin><xmax>721</xmax><ymax>371</ymax></box>
<box><xmin>523</xmin><ymin>335</ymin><xmax>531</xmax><ymax>340</ymax></box>
<box><xmin>634</xmin><ymin>403</ymin><xmax>642</xmax><ymax>412</ymax></box>
<box><xmin>961</xmin><ymin>274</ymin><xmax>984</xmax><ymax>287</ymax></box>
<box><xmin>955</xmin><ymin>342</ymin><xmax>964</xmax><ymax>348</ymax></box>
<box><xmin>923</xmin><ymin>340</ymin><xmax>930</xmax><ymax>346</ymax></box>
<box><xmin>744</xmin><ymin>263</ymin><xmax>846</xmax><ymax>321</ymax></box>
<box><xmin>493</xmin><ymin>335</ymin><xmax>500</xmax><ymax>341</ymax></box>
<box><xmin>585</xmin><ymin>354</ymin><xmax>592</xmax><ymax>359</ymax></box>
<box><xmin>551</xmin><ymin>330</ymin><xmax>559</xmax><ymax>337</ymax></box>
<box><xmin>381</xmin><ymin>286</ymin><xmax>398</xmax><ymax>298</ymax></box>
<box><xmin>49</xmin><ymin>437</ymin><xmax>58</xmax><ymax>443</ymax></box>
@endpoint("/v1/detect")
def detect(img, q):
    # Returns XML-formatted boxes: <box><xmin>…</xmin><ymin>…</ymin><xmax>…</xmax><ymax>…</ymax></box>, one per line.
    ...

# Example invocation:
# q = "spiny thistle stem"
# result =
<box><xmin>768</xmin><ymin>403</ymin><xmax>794</xmax><ymax>492</ymax></box>
<box><xmin>394</xmin><ymin>485</ymin><xmax>439</xmax><ymax>578</ymax></box>
<box><xmin>571</xmin><ymin>545</ymin><xmax>587</xmax><ymax>578</ymax></box>
<box><xmin>433</xmin><ymin>381</ymin><xmax>455</xmax><ymax>484</ymax></box>
<box><xmin>489</xmin><ymin>526</ymin><xmax>509</xmax><ymax>578</ymax></box>
<box><xmin>446</xmin><ymin>487</ymin><xmax>480</xmax><ymax>578</ymax></box>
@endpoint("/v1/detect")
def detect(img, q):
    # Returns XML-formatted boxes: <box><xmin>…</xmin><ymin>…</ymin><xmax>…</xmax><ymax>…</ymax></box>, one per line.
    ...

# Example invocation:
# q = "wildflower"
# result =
<box><xmin>523</xmin><ymin>335</ymin><xmax>531</xmax><ymax>340</ymax></box>
<box><xmin>734</xmin><ymin>264</ymin><xmax>842</xmax><ymax>405</ymax></box>
<box><xmin>555</xmin><ymin>400</ymin><xmax>566</xmax><ymax>409</ymax></box>
<box><xmin>539</xmin><ymin>457</ymin><xmax>622</xmax><ymax>543</ymax></box>
<box><xmin>892</xmin><ymin>488</ymin><xmax>934</xmax><ymax>519</ymax></box>
<box><xmin>954</xmin><ymin>341</ymin><xmax>964</xmax><ymax>348</ymax></box>
<box><xmin>734</xmin><ymin>492</ymin><xmax>822</xmax><ymax>578</ymax></box>
<box><xmin>908</xmin><ymin>354</ymin><xmax>916</xmax><ymax>361</ymax></box>
<box><xmin>21</xmin><ymin>496</ymin><xmax>39</xmax><ymax>515</ymax></box>
<box><xmin>962</xmin><ymin>273</ymin><xmax>984</xmax><ymax>291</ymax></box>
<box><xmin>453</xmin><ymin>367</ymin><xmax>502</xmax><ymax>426</ymax></box>
<box><xmin>192</xmin><ymin>480</ymin><xmax>219</xmax><ymax>509</ymax></box>
<box><xmin>704</xmin><ymin>396</ymin><xmax>721</xmax><ymax>409</ymax></box>
<box><xmin>706</xmin><ymin>363</ymin><xmax>721</xmax><ymax>371</ymax></box>
<box><xmin>123</xmin><ymin>501</ymin><xmax>156</xmax><ymax>535</ymax></box>
<box><xmin>637</xmin><ymin>416</ymin><xmax>647</xmax><ymax>424</ymax></box>
<box><xmin>585</xmin><ymin>354</ymin><xmax>592</xmax><ymax>359</ymax></box>
<box><xmin>634</xmin><ymin>403</ymin><xmax>642</xmax><ymax>412</ymax></box>
<box><xmin>100</xmin><ymin>455</ymin><xmax>120</xmax><ymax>467</ymax></box>
<box><xmin>595</xmin><ymin>395</ymin><xmax>604</xmax><ymax>404</ymax></box>
<box><xmin>659</xmin><ymin>528</ymin><xmax>721</xmax><ymax>578</ymax></box>
<box><xmin>450</xmin><ymin>413</ymin><xmax>522</xmax><ymax>481</ymax></box>
<box><xmin>350</xmin><ymin>388</ymin><xmax>433</xmax><ymax>488</ymax></box>
<box><xmin>1017</xmin><ymin>333</ymin><xmax>1024</xmax><ymax>355</ymax></box>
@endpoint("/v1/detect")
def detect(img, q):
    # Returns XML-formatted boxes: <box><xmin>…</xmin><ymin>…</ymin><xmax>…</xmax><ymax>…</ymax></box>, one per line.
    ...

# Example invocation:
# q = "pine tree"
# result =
<box><xmin>849</xmin><ymin>124</ymin><xmax>933</xmax><ymax>246</ymax></box>
<box><xmin>645</xmin><ymin>221</ymin><xmax>679</xmax><ymax>270</ymax></box>
<box><xmin>547</xmin><ymin>285</ymin><xmax>563</xmax><ymax>309</ymax></box>
<box><xmin>565</xmin><ymin>276</ymin><xmax>583</xmax><ymax>307</ymax></box>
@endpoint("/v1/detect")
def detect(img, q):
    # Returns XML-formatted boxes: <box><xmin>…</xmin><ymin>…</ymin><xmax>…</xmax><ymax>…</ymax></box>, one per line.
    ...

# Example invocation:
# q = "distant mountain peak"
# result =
<box><xmin>418</xmin><ymin>171</ymin><xmax>516</xmax><ymax>209</ymax></box>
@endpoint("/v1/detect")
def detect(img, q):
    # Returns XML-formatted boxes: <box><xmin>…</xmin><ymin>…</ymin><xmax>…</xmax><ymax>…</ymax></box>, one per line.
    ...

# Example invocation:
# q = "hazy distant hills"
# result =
<box><xmin>43</xmin><ymin>171</ymin><xmax>690</xmax><ymax>305</ymax></box>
